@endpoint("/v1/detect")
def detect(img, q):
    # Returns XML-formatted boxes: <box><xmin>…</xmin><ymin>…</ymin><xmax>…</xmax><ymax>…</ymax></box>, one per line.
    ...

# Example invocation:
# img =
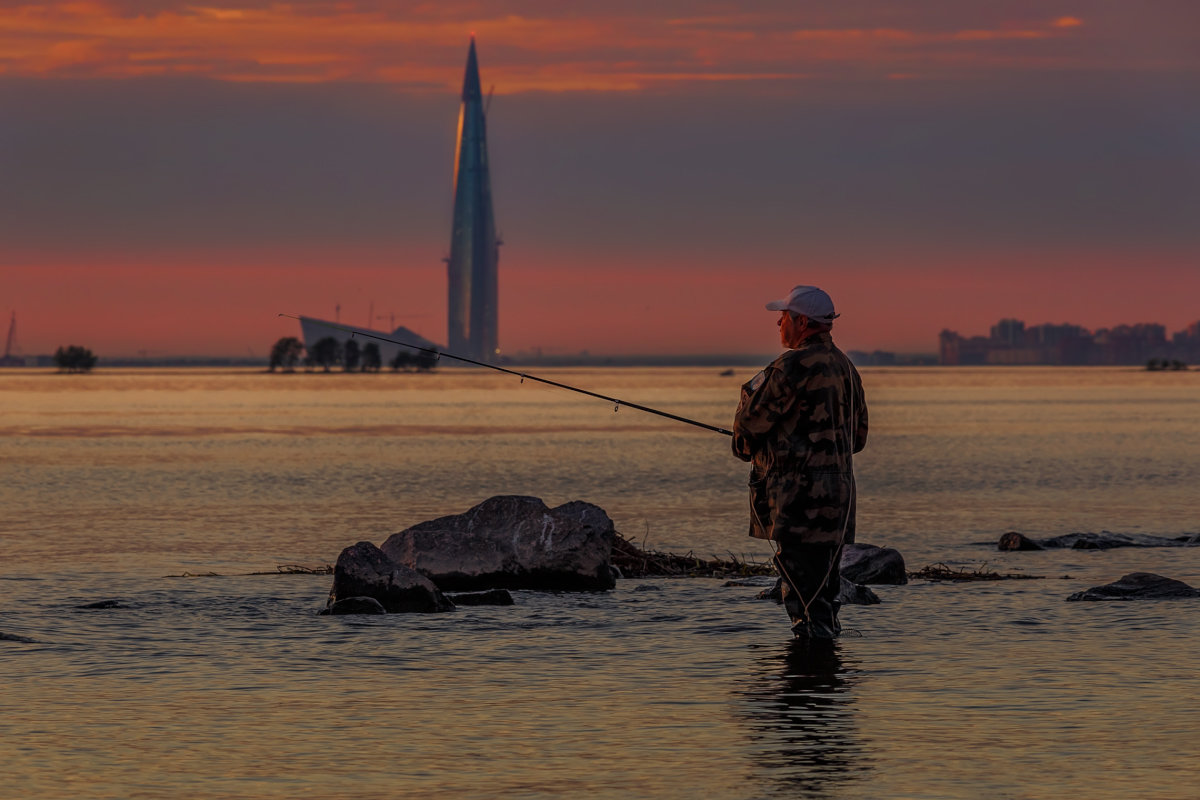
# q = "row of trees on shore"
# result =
<box><xmin>1146</xmin><ymin>358</ymin><xmax>1190</xmax><ymax>371</ymax></box>
<box><xmin>268</xmin><ymin>337</ymin><xmax>439</xmax><ymax>373</ymax></box>
<box><xmin>53</xmin><ymin>345</ymin><xmax>98</xmax><ymax>373</ymax></box>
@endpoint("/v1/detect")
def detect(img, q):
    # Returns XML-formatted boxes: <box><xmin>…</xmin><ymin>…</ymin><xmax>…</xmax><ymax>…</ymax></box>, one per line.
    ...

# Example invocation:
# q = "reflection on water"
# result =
<box><xmin>737</xmin><ymin>639</ymin><xmax>868</xmax><ymax>798</ymax></box>
<box><xmin>3</xmin><ymin>367</ymin><xmax>1200</xmax><ymax>798</ymax></box>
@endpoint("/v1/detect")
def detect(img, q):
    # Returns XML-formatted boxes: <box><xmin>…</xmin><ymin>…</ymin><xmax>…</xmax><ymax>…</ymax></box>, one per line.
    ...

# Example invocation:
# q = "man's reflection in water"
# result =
<box><xmin>736</xmin><ymin>638</ymin><xmax>870</xmax><ymax>796</ymax></box>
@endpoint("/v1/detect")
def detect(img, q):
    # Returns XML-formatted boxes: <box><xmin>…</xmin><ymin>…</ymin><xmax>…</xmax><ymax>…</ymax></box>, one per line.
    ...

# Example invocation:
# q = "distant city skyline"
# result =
<box><xmin>2</xmin><ymin>3</ymin><xmax>1198</xmax><ymax>357</ymax></box>
<box><xmin>939</xmin><ymin>317</ymin><xmax>1200</xmax><ymax>366</ymax></box>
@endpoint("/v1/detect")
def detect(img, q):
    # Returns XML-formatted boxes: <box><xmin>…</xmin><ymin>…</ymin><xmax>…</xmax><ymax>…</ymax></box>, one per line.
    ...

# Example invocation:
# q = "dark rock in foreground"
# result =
<box><xmin>755</xmin><ymin>576</ymin><xmax>880</xmax><ymax>606</ymax></box>
<box><xmin>756</xmin><ymin>582</ymin><xmax>782</xmax><ymax>602</ymax></box>
<box><xmin>1066</xmin><ymin>572</ymin><xmax>1200</xmax><ymax>601</ymax></box>
<box><xmin>448</xmin><ymin>589</ymin><xmax>515</xmax><ymax>606</ymax></box>
<box><xmin>327</xmin><ymin>541</ymin><xmax>455</xmax><ymax>613</ymax></box>
<box><xmin>1051</xmin><ymin>532</ymin><xmax>1195</xmax><ymax>549</ymax></box>
<box><xmin>837</xmin><ymin>577</ymin><xmax>881</xmax><ymax>605</ymax></box>
<box><xmin>321</xmin><ymin>596</ymin><xmax>388</xmax><ymax>615</ymax></box>
<box><xmin>998</xmin><ymin>532</ymin><xmax>1044</xmax><ymax>551</ymax></box>
<box><xmin>382</xmin><ymin>495</ymin><xmax>616</xmax><ymax>592</ymax></box>
<box><xmin>77</xmin><ymin>599</ymin><xmax>123</xmax><ymax>609</ymax></box>
<box><xmin>840</xmin><ymin>543</ymin><xmax>908</xmax><ymax>585</ymax></box>
<box><xmin>1000</xmin><ymin>531</ymin><xmax>1197</xmax><ymax>551</ymax></box>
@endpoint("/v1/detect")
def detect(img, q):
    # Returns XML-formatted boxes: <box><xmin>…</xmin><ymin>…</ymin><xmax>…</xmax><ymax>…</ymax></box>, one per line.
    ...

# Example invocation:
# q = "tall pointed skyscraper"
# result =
<box><xmin>447</xmin><ymin>37</ymin><xmax>500</xmax><ymax>363</ymax></box>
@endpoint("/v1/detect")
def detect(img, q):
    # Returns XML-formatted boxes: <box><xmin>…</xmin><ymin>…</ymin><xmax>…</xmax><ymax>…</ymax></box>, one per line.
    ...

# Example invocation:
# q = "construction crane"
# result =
<box><xmin>1</xmin><ymin>312</ymin><xmax>24</xmax><ymax>367</ymax></box>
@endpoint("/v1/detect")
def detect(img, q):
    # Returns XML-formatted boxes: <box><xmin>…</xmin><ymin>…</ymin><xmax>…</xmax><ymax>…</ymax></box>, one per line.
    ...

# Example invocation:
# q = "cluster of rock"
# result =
<box><xmin>997</xmin><ymin>530</ymin><xmax>1200</xmax><ymax>601</ymax></box>
<box><xmin>999</xmin><ymin>531</ymin><xmax>1199</xmax><ymax>551</ymax></box>
<box><xmin>1066</xmin><ymin>572</ymin><xmax>1200</xmax><ymax>601</ymax></box>
<box><xmin>323</xmin><ymin>495</ymin><xmax>616</xmax><ymax>615</ymax></box>
<box><xmin>318</xmin><ymin>495</ymin><xmax>1200</xmax><ymax>615</ymax></box>
<box><xmin>756</xmin><ymin>544</ymin><xmax>908</xmax><ymax>606</ymax></box>
<box><xmin>322</xmin><ymin>494</ymin><xmax>914</xmax><ymax>615</ymax></box>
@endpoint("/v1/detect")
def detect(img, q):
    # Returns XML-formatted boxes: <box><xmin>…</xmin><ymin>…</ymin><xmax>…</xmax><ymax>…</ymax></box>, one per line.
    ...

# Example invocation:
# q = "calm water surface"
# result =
<box><xmin>2</xmin><ymin>367</ymin><xmax>1198</xmax><ymax>799</ymax></box>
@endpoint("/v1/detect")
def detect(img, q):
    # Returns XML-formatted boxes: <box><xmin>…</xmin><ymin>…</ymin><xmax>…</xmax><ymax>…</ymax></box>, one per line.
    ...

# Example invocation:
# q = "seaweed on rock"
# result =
<box><xmin>611</xmin><ymin>532</ymin><xmax>774</xmax><ymax>579</ymax></box>
<box><xmin>909</xmin><ymin>562</ymin><xmax>1051</xmax><ymax>582</ymax></box>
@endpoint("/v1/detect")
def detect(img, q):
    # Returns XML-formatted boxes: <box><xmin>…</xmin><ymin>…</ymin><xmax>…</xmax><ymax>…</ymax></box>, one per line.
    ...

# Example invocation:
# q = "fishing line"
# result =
<box><xmin>278</xmin><ymin>314</ymin><xmax>733</xmax><ymax>436</ymax></box>
<box><xmin>763</xmin><ymin>357</ymin><xmax>862</xmax><ymax>635</ymax></box>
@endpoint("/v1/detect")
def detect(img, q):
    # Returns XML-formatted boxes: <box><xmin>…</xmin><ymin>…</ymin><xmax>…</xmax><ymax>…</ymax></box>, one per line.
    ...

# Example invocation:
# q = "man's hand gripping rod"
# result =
<box><xmin>279</xmin><ymin>314</ymin><xmax>734</xmax><ymax>436</ymax></box>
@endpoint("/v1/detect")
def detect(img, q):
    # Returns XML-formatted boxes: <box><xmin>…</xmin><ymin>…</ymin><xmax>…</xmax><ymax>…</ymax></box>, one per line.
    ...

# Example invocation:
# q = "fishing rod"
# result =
<box><xmin>279</xmin><ymin>314</ymin><xmax>734</xmax><ymax>436</ymax></box>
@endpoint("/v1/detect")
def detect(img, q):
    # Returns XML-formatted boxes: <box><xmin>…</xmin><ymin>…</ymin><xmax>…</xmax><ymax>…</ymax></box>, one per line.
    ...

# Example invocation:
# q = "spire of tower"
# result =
<box><xmin>462</xmin><ymin>37</ymin><xmax>482</xmax><ymax>102</ymax></box>
<box><xmin>446</xmin><ymin>39</ymin><xmax>500</xmax><ymax>363</ymax></box>
<box><xmin>4</xmin><ymin>311</ymin><xmax>17</xmax><ymax>356</ymax></box>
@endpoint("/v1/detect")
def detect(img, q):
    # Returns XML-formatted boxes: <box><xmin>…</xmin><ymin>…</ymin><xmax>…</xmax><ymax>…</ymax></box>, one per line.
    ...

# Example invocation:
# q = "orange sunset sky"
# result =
<box><xmin>2</xmin><ymin>1</ymin><xmax>1198</xmax><ymax>357</ymax></box>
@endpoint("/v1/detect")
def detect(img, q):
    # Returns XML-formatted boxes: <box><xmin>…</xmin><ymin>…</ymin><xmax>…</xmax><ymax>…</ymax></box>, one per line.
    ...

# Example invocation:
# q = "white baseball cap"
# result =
<box><xmin>765</xmin><ymin>285</ymin><xmax>840</xmax><ymax>322</ymax></box>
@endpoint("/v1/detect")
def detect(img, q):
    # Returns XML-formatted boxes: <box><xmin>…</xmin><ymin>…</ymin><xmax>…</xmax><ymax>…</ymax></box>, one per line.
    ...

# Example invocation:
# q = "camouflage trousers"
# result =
<box><xmin>773</xmin><ymin>542</ymin><xmax>843</xmax><ymax>639</ymax></box>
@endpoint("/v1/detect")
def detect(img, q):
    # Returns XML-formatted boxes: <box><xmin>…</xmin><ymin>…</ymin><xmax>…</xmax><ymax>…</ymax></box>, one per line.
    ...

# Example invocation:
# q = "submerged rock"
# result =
<box><xmin>1002</xmin><ymin>531</ymin><xmax>1196</xmax><ymax>550</ymax></box>
<box><xmin>381</xmin><ymin>495</ymin><xmax>616</xmax><ymax>592</ymax></box>
<box><xmin>77</xmin><ymin>599</ymin><xmax>123</xmax><ymax>609</ymax></box>
<box><xmin>1</xmin><ymin>631</ymin><xmax>37</xmax><ymax>643</ymax></box>
<box><xmin>840</xmin><ymin>543</ymin><xmax>908</xmax><ymax>585</ymax></box>
<box><xmin>1052</xmin><ymin>532</ymin><xmax>1194</xmax><ymax>549</ymax></box>
<box><xmin>327</xmin><ymin>541</ymin><xmax>455</xmax><ymax>613</ymax></box>
<box><xmin>755</xmin><ymin>581</ymin><xmax>781</xmax><ymax>601</ymax></box>
<box><xmin>837</xmin><ymin>577</ymin><xmax>881</xmax><ymax>605</ymax></box>
<box><xmin>447</xmin><ymin>589</ymin><xmax>515</xmax><ymax>606</ymax></box>
<box><xmin>1066</xmin><ymin>572</ymin><xmax>1200</xmax><ymax>601</ymax></box>
<box><xmin>321</xmin><ymin>596</ymin><xmax>388</xmax><ymax>615</ymax></box>
<box><xmin>998</xmin><ymin>532</ymin><xmax>1044</xmax><ymax>551</ymax></box>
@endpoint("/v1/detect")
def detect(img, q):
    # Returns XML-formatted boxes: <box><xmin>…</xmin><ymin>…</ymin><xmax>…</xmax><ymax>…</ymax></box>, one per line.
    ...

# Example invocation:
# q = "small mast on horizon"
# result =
<box><xmin>446</xmin><ymin>36</ymin><xmax>501</xmax><ymax>364</ymax></box>
<box><xmin>1</xmin><ymin>311</ymin><xmax>23</xmax><ymax>367</ymax></box>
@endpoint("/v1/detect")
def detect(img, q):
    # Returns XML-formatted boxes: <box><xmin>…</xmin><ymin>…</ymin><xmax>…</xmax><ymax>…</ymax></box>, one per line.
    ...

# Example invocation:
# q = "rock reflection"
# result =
<box><xmin>736</xmin><ymin>639</ymin><xmax>869</xmax><ymax>796</ymax></box>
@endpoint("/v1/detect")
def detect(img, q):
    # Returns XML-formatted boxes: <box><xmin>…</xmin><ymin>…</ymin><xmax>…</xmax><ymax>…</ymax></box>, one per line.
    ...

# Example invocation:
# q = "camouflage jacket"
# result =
<box><xmin>732</xmin><ymin>333</ymin><xmax>868</xmax><ymax>544</ymax></box>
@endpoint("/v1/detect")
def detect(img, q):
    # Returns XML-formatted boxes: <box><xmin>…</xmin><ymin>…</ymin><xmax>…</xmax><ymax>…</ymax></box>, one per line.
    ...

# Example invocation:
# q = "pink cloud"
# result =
<box><xmin>0</xmin><ymin>3</ymin><xmax>1152</xmax><ymax>91</ymax></box>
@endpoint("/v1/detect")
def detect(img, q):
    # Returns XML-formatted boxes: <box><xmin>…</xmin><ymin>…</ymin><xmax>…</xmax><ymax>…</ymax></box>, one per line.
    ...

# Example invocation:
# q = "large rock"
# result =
<box><xmin>381</xmin><ymin>496</ymin><xmax>616</xmax><ymax>591</ymax></box>
<box><xmin>1002</xmin><ymin>531</ymin><xmax>1197</xmax><ymax>550</ymax></box>
<box><xmin>327</xmin><ymin>541</ymin><xmax>455</xmax><ymax>613</ymax></box>
<box><xmin>1067</xmin><ymin>572</ymin><xmax>1200</xmax><ymax>601</ymax></box>
<box><xmin>840</xmin><ymin>543</ymin><xmax>908</xmax><ymax>585</ymax></box>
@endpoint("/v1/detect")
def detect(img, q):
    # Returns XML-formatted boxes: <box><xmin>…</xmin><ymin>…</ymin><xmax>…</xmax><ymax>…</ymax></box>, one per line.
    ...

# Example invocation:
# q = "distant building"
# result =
<box><xmin>990</xmin><ymin>318</ymin><xmax>1026</xmax><ymax>348</ymax></box>
<box><xmin>1026</xmin><ymin>323</ymin><xmax>1092</xmax><ymax>365</ymax></box>
<box><xmin>446</xmin><ymin>37</ymin><xmax>501</xmax><ymax>364</ymax></box>
<box><xmin>297</xmin><ymin>316</ymin><xmax>439</xmax><ymax>366</ymax></box>
<box><xmin>295</xmin><ymin>40</ymin><xmax>501</xmax><ymax>365</ymax></box>
<box><xmin>939</xmin><ymin>318</ymin><xmax>1195</xmax><ymax>366</ymax></box>
<box><xmin>1172</xmin><ymin>321</ymin><xmax>1200</xmax><ymax>356</ymax></box>
<box><xmin>938</xmin><ymin>330</ymin><xmax>991</xmax><ymax>365</ymax></box>
<box><xmin>1092</xmin><ymin>323</ymin><xmax>1168</xmax><ymax>365</ymax></box>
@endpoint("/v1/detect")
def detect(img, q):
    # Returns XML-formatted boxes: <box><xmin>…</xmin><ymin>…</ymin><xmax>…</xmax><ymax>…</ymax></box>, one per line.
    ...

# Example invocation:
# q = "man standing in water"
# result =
<box><xmin>732</xmin><ymin>286</ymin><xmax>868</xmax><ymax>639</ymax></box>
